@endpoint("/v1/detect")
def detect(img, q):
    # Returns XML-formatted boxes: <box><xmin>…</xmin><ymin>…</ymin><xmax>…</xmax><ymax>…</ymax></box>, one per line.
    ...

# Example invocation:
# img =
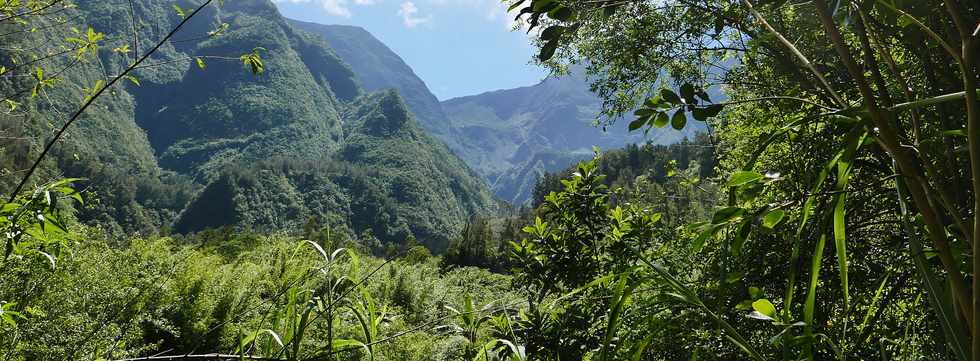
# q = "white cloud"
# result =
<box><xmin>398</xmin><ymin>1</ymin><xmax>431</xmax><ymax>28</ymax></box>
<box><xmin>272</xmin><ymin>0</ymin><xmax>375</xmax><ymax>18</ymax></box>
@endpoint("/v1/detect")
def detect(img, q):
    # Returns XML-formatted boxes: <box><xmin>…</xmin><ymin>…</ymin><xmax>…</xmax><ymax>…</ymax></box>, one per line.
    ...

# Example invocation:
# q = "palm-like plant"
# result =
<box><xmin>237</xmin><ymin>240</ymin><xmax>360</xmax><ymax>361</ymax></box>
<box><xmin>442</xmin><ymin>294</ymin><xmax>497</xmax><ymax>359</ymax></box>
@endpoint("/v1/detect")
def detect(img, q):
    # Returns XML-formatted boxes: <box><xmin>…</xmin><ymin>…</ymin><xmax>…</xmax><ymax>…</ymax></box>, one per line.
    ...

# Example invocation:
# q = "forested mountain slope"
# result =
<box><xmin>175</xmin><ymin>91</ymin><xmax>496</xmax><ymax>251</ymax></box>
<box><xmin>285</xmin><ymin>20</ymin><xmax>702</xmax><ymax>205</ymax></box>
<box><xmin>287</xmin><ymin>20</ymin><xmax>454</xmax><ymax>141</ymax></box>
<box><xmin>0</xmin><ymin>0</ymin><xmax>496</xmax><ymax>247</ymax></box>
<box><xmin>126</xmin><ymin>0</ymin><xmax>358</xmax><ymax>179</ymax></box>
<box><xmin>442</xmin><ymin>70</ymin><xmax>702</xmax><ymax>204</ymax></box>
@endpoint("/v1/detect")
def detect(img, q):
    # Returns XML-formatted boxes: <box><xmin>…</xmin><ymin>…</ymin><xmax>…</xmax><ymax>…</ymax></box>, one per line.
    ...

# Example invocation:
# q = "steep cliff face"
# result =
<box><xmin>2</xmin><ymin>0</ymin><xmax>498</xmax><ymax>247</ymax></box>
<box><xmin>176</xmin><ymin>91</ymin><xmax>497</xmax><ymax>252</ymax></box>
<box><xmin>288</xmin><ymin>21</ymin><xmax>695</xmax><ymax>205</ymax></box>
<box><xmin>287</xmin><ymin>20</ymin><xmax>454</xmax><ymax>141</ymax></box>
<box><xmin>442</xmin><ymin>70</ymin><xmax>700</xmax><ymax>204</ymax></box>
<box><xmin>122</xmin><ymin>1</ymin><xmax>358</xmax><ymax>179</ymax></box>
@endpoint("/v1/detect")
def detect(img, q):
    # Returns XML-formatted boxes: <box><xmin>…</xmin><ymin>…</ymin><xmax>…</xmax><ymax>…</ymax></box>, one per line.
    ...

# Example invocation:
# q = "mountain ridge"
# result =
<box><xmin>288</xmin><ymin>20</ymin><xmax>695</xmax><ymax>205</ymax></box>
<box><xmin>1</xmin><ymin>0</ymin><xmax>499</xmax><ymax>249</ymax></box>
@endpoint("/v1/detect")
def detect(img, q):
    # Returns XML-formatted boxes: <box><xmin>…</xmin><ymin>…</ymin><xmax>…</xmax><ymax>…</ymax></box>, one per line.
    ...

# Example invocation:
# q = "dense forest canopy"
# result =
<box><xmin>1</xmin><ymin>0</ymin><xmax>979</xmax><ymax>360</ymax></box>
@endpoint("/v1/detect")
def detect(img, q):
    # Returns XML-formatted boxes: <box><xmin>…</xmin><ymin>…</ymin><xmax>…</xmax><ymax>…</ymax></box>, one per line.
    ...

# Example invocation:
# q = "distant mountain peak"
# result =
<box><xmin>347</xmin><ymin>90</ymin><xmax>413</xmax><ymax>137</ymax></box>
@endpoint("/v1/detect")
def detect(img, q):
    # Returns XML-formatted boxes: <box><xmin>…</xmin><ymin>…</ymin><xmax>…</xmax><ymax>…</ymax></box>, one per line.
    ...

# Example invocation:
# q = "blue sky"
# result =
<box><xmin>271</xmin><ymin>0</ymin><xmax>548</xmax><ymax>100</ymax></box>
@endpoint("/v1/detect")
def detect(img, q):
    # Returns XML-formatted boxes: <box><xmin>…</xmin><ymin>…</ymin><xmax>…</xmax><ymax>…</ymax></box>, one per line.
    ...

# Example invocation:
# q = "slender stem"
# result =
<box><xmin>941</xmin><ymin>0</ymin><xmax>980</xmax><ymax>358</ymax></box>
<box><xmin>874</xmin><ymin>0</ymin><xmax>961</xmax><ymax>63</ymax></box>
<box><xmin>813</xmin><ymin>0</ymin><xmax>975</xmax><ymax>338</ymax></box>
<box><xmin>0</xmin><ymin>0</ymin><xmax>65</xmax><ymax>23</ymax></box>
<box><xmin>741</xmin><ymin>0</ymin><xmax>845</xmax><ymax>107</ymax></box>
<box><xmin>128</xmin><ymin>0</ymin><xmax>140</xmax><ymax>64</ymax></box>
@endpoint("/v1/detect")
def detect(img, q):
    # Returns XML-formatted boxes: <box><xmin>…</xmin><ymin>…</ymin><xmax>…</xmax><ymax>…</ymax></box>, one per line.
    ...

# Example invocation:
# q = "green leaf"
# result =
<box><xmin>540</xmin><ymin>25</ymin><xmax>564</xmax><ymax>40</ymax></box>
<box><xmin>196</xmin><ymin>57</ymin><xmax>206</xmax><ymax>70</ymax></box>
<box><xmin>670</xmin><ymin>109</ymin><xmax>686</xmax><ymax>130</ymax></box>
<box><xmin>532</xmin><ymin>0</ymin><xmax>556</xmax><ymax>11</ymax></box>
<box><xmin>539</xmin><ymin>39</ymin><xmax>558</xmax><ymax>61</ymax></box>
<box><xmin>691</xmin><ymin>225</ymin><xmax>717</xmax><ymax>253</ymax></box>
<box><xmin>702</xmin><ymin>104</ymin><xmax>724</xmax><ymax>117</ymax></box>
<box><xmin>691</xmin><ymin>107</ymin><xmax>707</xmax><ymax>121</ymax></box>
<box><xmin>634</xmin><ymin>108</ymin><xmax>656</xmax><ymax>117</ymax></box>
<box><xmin>600</xmin><ymin>275</ymin><xmax>637</xmax><ymax>361</ymax></box>
<box><xmin>725</xmin><ymin>171</ymin><xmax>764</xmax><ymax>187</ymax></box>
<box><xmin>549</xmin><ymin>6</ymin><xmax>573</xmax><ymax>21</ymax></box>
<box><xmin>732</xmin><ymin>219</ymin><xmax>751</xmax><ymax>256</ymax></box>
<box><xmin>651</xmin><ymin>111</ymin><xmax>669</xmax><ymax>128</ymax></box>
<box><xmin>123</xmin><ymin>75</ymin><xmax>140</xmax><ymax>86</ymax></box>
<box><xmin>680</xmin><ymin>83</ymin><xmax>695</xmax><ymax>103</ymax></box>
<box><xmin>943</xmin><ymin>129</ymin><xmax>967</xmax><ymax>137</ymax></box>
<box><xmin>240</xmin><ymin>48</ymin><xmax>266</xmax><ymax>75</ymax></box>
<box><xmin>173</xmin><ymin>4</ymin><xmax>187</xmax><ymax>18</ymax></box>
<box><xmin>333</xmin><ymin>338</ymin><xmax>371</xmax><ymax>356</ymax></box>
<box><xmin>833</xmin><ymin>192</ymin><xmax>849</xmax><ymax>308</ymax></box>
<box><xmin>661</xmin><ymin>89</ymin><xmax>681</xmax><ymax>104</ymax></box>
<box><xmin>751</xmin><ymin>299</ymin><xmax>777</xmax><ymax>319</ymax></box>
<box><xmin>628</xmin><ymin>117</ymin><xmax>647</xmax><ymax>132</ymax></box>
<box><xmin>712</xmin><ymin>207</ymin><xmax>744</xmax><ymax>224</ymax></box>
<box><xmin>761</xmin><ymin>209</ymin><xmax>785</xmax><ymax>229</ymax></box>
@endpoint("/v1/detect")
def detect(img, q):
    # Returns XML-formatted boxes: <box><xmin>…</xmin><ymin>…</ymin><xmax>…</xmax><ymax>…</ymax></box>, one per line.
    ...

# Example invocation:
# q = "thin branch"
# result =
<box><xmin>6</xmin><ymin>0</ymin><xmax>216</xmax><ymax>203</ymax></box>
<box><xmin>741</xmin><ymin>0</ymin><xmax>846</xmax><ymax>107</ymax></box>
<box><xmin>0</xmin><ymin>0</ymin><xmax>65</xmax><ymax>23</ymax></box>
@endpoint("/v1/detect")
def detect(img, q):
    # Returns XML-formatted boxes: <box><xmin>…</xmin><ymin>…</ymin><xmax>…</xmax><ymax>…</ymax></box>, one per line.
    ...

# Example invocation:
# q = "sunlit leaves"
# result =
<box><xmin>123</xmin><ymin>74</ymin><xmax>140</xmax><ymax>86</ymax></box>
<box><xmin>2</xmin><ymin>178</ymin><xmax>84</xmax><ymax>268</ymax></box>
<box><xmin>112</xmin><ymin>44</ymin><xmax>130</xmax><ymax>55</ymax></box>
<box><xmin>81</xmin><ymin>79</ymin><xmax>104</xmax><ymax>102</ymax></box>
<box><xmin>30</xmin><ymin>66</ymin><xmax>56</xmax><ymax>97</ymax></box>
<box><xmin>208</xmin><ymin>22</ymin><xmax>230</xmax><ymax>38</ymax></box>
<box><xmin>240</xmin><ymin>47</ymin><xmax>266</xmax><ymax>75</ymax></box>
<box><xmin>0</xmin><ymin>302</ymin><xmax>24</xmax><ymax>327</ymax></box>
<box><xmin>749</xmin><ymin>299</ymin><xmax>777</xmax><ymax>321</ymax></box>
<box><xmin>65</xmin><ymin>27</ymin><xmax>104</xmax><ymax>60</ymax></box>
<box><xmin>173</xmin><ymin>4</ymin><xmax>187</xmax><ymax>19</ymax></box>
<box><xmin>3</xmin><ymin>99</ymin><xmax>20</xmax><ymax>112</ymax></box>
<box><xmin>761</xmin><ymin>209</ymin><xmax>785</xmax><ymax>229</ymax></box>
<box><xmin>726</xmin><ymin>171</ymin><xmax>764</xmax><ymax>188</ymax></box>
<box><xmin>628</xmin><ymin>83</ymin><xmax>725</xmax><ymax>133</ymax></box>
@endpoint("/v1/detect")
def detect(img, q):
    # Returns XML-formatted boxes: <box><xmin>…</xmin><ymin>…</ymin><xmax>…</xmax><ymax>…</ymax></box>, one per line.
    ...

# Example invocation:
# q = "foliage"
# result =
<box><xmin>505</xmin><ymin>0</ymin><xmax>979</xmax><ymax>359</ymax></box>
<box><xmin>441</xmin><ymin>68</ymin><xmax>697</xmax><ymax>204</ymax></box>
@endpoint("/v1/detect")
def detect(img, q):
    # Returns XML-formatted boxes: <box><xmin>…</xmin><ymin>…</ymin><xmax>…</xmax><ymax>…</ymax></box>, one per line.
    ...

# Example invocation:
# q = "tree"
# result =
<box><xmin>506</xmin><ymin>0</ymin><xmax>978</xmax><ymax>358</ymax></box>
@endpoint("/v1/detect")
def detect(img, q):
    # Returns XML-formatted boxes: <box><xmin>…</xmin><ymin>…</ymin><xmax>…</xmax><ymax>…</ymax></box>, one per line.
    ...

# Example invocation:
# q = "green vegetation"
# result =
<box><xmin>1</xmin><ymin>0</ymin><xmax>496</xmax><ymax>245</ymax></box>
<box><xmin>0</xmin><ymin>230</ymin><xmax>518</xmax><ymax>360</ymax></box>
<box><xmin>288</xmin><ymin>20</ymin><xmax>454</xmax><ymax>140</ymax></box>
<box><xmin>441</xmin><ymin>70</ymin><xmax>702</xmax><ymax>204</ymax></box>
<box><xmin>175</xmin><ymin>91</ymin><xmax>497</xmax><ymax>252</ymax></box>
<box><xmin>3</xmin><ymin>0</ymin><xmax>979</xmax><ymax>360</ymax></box>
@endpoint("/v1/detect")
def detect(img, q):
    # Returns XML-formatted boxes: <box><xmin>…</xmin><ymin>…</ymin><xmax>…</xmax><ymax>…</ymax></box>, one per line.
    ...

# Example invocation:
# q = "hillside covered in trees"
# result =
<box><xmin>2</xmin><ymin>0</ymin><xmax>979</xmax><ymax>360</ymax></box>
<box><xmin>0</xmin><ymin>0</ymin><xmax>497</xmax><ymax>249</ymax></box>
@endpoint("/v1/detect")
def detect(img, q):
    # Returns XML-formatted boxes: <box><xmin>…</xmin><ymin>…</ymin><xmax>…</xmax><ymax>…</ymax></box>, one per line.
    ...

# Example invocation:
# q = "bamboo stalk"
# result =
<box><xmin>813</xmin><ymin>0</ymin><xmax>976</xmax><ymax>338</ymax></box>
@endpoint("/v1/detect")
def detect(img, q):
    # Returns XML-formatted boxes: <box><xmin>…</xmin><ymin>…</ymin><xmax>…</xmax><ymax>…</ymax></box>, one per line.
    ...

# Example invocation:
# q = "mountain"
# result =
<box><xmin>442</xmin><ymin>70</ymin><xmax>699</xmax><ymax>204</ymax></box>
<box><xmin>287</xmin><ymin>22</ymin><xmax>696</xmax><ymax>205</ymax></box>
<box><xmin>286</xmin><ymin>20</ymin><xmax>457</xmax><ymax>146</ymax></box>
<box><xmin>1</xmin><ymin>0</ymin><xmax>497</xmax><ymax>248</ymax></box>
<box><xmin>174</xmin><ymin>91</ymin><xmax>495</xmax><ymax>251</ymax></box>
